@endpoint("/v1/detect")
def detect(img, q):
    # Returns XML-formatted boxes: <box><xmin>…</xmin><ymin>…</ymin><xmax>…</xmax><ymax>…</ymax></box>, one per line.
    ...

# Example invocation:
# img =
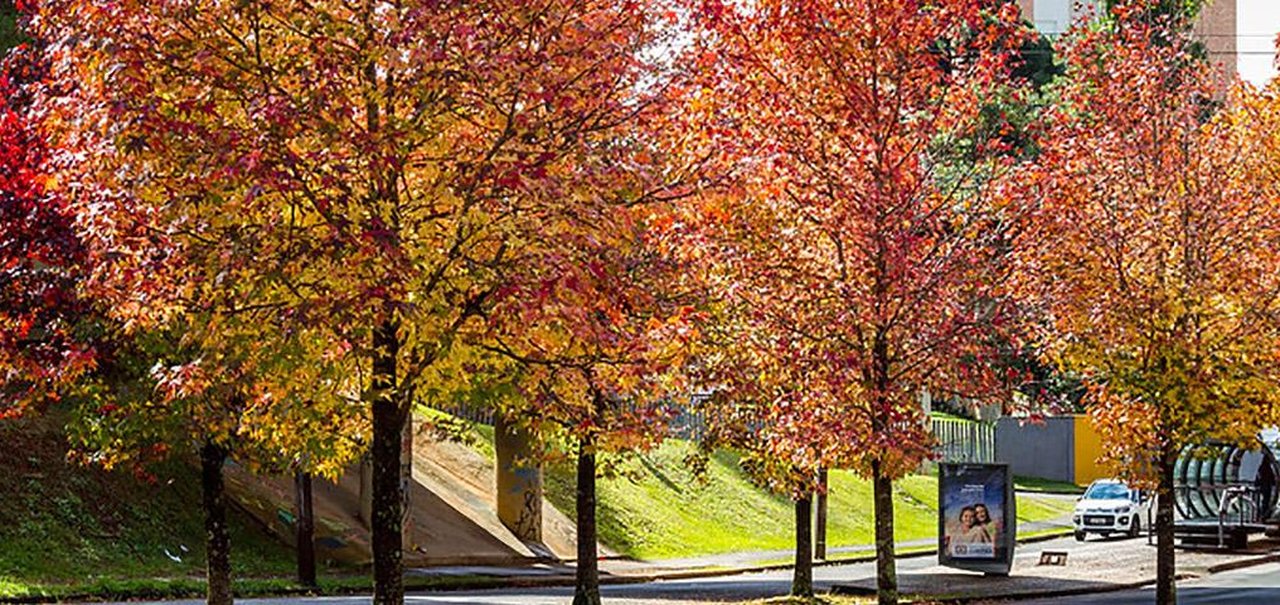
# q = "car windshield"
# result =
<box><xmin>1085</xmin><ymin>483</ymin><xmax>1131</xmax><ymax>500</ymax></box>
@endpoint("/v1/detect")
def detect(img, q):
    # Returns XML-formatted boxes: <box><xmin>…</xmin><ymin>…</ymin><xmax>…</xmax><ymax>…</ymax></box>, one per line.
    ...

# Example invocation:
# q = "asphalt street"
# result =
<box><xmin>1012</xmin><ymin>562</ymin><xmax>1280</xmax><ymax>604</ymax></box>
<box><xmin>97</xmin><ymin>536</ymin><xmax>1279</xmax><ymax>605</ymax></box>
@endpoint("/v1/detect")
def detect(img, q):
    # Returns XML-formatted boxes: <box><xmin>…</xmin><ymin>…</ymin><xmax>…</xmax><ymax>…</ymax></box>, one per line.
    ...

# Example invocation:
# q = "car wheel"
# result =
<box><xmin>1129</xmin><ymin>515</ymin><xmax>1141</xmax><ymax>538</ymax></box>
<box><xmin>1074</xmin><ymin>531</ymin><xmax>1086</xmax><ymax>542</ymax></box>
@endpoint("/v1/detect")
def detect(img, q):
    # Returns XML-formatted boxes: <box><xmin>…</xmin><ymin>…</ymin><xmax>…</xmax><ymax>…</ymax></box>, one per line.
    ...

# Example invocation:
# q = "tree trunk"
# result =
<box><xmin>371</xmin><ymin>318</ymin><xmax>404</xmax><ymax>605</ymax></box>
<box><xmin>201</xmin><ymin>441</ymin><xmax>232</xmax><ymax>605</ymax></box>
<box><xmin>295</xmin><ymin>471</ymin><xmax>317</xmax><ymax>587</ymax></box>
<box><xmin>792</xmin><ymin>494</ymin><xmax>814</xmax><ymax>597</ymax></box>
<box><xmin>359</xmin><ymin>455</ymin><xmax>373</xmax><ymax>528</ymax></box>
<box><xmin>872</xmin><ymin>458</ymin><xmax>898</xmax><ymax>605</ymax></box>
<box><xmin>573</xmin><ymin>435</ymin><xmax>601</xmax><ymax>605</ymax></box>
<box><xmin>815</xmin><ymin>468</ymin><xmax>829</xmax><ymax>560</ymax></box>
<box><xmin>1156</xmin><ymin>444</ymin><xmax>1177</xmax><ymax>605</ymax></box>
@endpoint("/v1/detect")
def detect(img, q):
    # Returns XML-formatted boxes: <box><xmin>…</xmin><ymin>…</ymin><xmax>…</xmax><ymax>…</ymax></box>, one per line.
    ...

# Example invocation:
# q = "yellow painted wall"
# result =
<box><xmin>1072</xmin><ymin>415</ymin><xmax>1107</xmax><ymax>485</ymax></box>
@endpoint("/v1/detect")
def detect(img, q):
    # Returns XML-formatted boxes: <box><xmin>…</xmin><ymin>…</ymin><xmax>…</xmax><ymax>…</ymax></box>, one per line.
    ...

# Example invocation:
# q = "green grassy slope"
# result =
<box><xmin>0</xmin><ymin>414</ymin><xmax>297</xmax><ymax>598</ymax></box>
<box><xmin>1013</xmin><ymin>475</ymin><xmax>1086</xmax><ymax>494</ymax></box>
<box><xmin>540</xmin><ymin>440</ymin><xmax>1073</xmax><ymax>560</ymax></box>
<box><xmin>2</xmin><ymin>407</ymin><xmax>1070</xmax><ymax>596</ymax></box>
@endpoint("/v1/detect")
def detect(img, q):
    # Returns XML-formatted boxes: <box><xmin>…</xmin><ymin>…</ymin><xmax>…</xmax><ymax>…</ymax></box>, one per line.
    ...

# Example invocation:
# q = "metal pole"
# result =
<box><xmin>815</xmin><ymin>468</ymin><xmax>828</xmax><ymax>560</ymax></box>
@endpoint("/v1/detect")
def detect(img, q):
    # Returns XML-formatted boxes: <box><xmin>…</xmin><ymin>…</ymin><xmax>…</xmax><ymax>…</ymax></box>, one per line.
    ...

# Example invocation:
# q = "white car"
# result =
<box><xmin>1073</xmin><ymin>479</ymin><xmax>1152</xmax><ymax>541</ymax></box>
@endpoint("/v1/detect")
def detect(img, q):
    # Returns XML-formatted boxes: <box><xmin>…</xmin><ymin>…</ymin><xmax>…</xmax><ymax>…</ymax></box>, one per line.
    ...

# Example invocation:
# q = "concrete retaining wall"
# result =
<box><xmin>995</xmin><ymin>416</ymin><xmax>1076</xmax><ymax>484</ymax></box>
<box><xmin>995</xmin><ymin>415</ymin><xmax>1108</xmax><ymax>485</ymax></box>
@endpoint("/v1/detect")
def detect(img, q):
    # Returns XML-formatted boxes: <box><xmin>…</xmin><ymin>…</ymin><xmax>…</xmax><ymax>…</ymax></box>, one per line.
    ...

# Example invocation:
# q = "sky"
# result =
<box><xmin>1236</xmin><ymin>0</ymin><xmax>1280</xmax><ymax>85</ymax></box>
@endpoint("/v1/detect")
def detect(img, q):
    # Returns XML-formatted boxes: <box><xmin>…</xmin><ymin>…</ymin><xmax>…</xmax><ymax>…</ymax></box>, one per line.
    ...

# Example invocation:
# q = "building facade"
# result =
<box><xmin>1017</xmin><ymin>0</ymin><xmax>1280</xmax><ymax>85</ymax></box>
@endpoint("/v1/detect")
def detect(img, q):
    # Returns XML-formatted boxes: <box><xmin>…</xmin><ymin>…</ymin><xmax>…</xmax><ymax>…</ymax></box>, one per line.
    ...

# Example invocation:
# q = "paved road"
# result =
<box><xmin>105</xmin><ymin>535</ymin><xmax>1273</xmax><ymax>605</ymax></box>
<box><xmin>1013</xmin><ymin>562</ymin><xmax>1280</xmax><ymax>604</ymax></box>
<box><xmin>98</xmin><ymin>558</ymin><xmax>894</xmax><ymax>605</ymax></box>
<box><xmin>123</xmin><ymin>537</ymin><xmax>1070</xmax><ymax>605</ymax></box>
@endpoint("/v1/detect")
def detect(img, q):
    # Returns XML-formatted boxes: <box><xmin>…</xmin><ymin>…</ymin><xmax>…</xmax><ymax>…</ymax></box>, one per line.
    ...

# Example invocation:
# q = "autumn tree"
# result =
<box><xmin>486</xmin><ymin>203</ymin><xmax>698</xmax><ymax>605</ymax></box>
<box><xmin>0</xmin><ymin>4</ymin><xmax>93</xmax><ymax>418</ymax></box>
<box><xmin>32</xmin><ymin>2</ymin><xmax>401</xmax><ymax>602</ymax></box>
<box><xmin>479</xmin><ymin>65</ymin><xmax>700</xmax><ymax>602</ymax></box>
<box><xmin>35</xmin><ymin>2</ymin><xmax>678</xmax><ymax>603</ymax></box>
<box><xmin>685</xmin><ymin>1</ymin><xmax>1032</xmax><ymax>602</ymax></box>
<box><xmin>690</xmin><ymin>343</ymin><xmax>865</xmax><ymax>597</ymax></box>
<box><xmin>32</xmin><ymin>2</ymin><xmax>412</xmax><ymax>602</ymax></box>
<box><xmin>1023</xmin><ymin>11</ymin><xmax>1280</xmax><ymax>605</ymax></box>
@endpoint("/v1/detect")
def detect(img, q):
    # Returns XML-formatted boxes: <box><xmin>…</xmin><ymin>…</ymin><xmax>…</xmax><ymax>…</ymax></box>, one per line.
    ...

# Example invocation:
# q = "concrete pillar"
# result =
<box><xmin>359</xmin><ymin>455</ymin><xmax>373</xmax><ymax>527</ymax></box>
<box><xmin>495</xmin><ymin>414</ymin><xmax>543</xmax><ymax>543</ymax></box>
<box><xmin>401</xmin><ymin>416</ymin><xmax>414</xmax><ymax>546</ymax></box>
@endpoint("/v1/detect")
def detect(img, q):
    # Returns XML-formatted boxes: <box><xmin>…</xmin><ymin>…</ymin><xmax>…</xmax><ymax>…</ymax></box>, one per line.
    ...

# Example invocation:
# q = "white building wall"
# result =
<box><xmin>1031</xmin><ymin>0</ymin><xmax>1096</xmax><ymax>36</ymax></box>
<box><xmin>1236</xmin><ymin>0</ymin><xmax>1280</xmax><ymax>85</ymax></box>
<box><xmin>1023</xmin><ymin>0</ymin><xmax>1280</xmax><ymax>86</ymax></box>
<box><xmin>1032</xmin><ymin>0</ymin><xmax>1069</xmax><ymax>34</ymax></box>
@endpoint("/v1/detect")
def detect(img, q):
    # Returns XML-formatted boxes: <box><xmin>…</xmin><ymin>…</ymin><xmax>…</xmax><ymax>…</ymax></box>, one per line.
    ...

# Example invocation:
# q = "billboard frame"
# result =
<box><xmin>938</xmin><ymin>462</ymin><xmax>1016</xmax><ymax>575</ymax></box>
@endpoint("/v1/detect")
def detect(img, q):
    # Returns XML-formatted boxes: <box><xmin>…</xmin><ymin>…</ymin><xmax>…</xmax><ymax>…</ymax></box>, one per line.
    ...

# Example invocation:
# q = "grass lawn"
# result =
<box><xmin>0</xmin><ymin>574</ymin><xmax>514</xmax><ymax>602</ymax></box>
<box><xmin>0</xmin><ymin>414</ymin><xmax>301</xmax><ymax>599</ymax></box>
<box><xmin>536</xmin><ymin>439</ymin><xmax>1075</xmax><ymax>561</ymax></box>
<box><xmin>1014</xmin><ymin>475</ymin><xmax>1086</xmax><ymax>494</ymax></box>
<box><xmin>3</xmin><ymin>408</ymin><xmax>1073</xmax><ymax>600</ymax></box>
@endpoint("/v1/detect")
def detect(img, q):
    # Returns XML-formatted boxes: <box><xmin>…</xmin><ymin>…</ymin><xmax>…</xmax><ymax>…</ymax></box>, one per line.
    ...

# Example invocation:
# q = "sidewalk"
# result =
<box><xmin>831</xmin><ymin>537</ymin><xmax>1280</xmax><ymax>602</ymax></box>
<box><xmin>407</xmin><ymin>514</ymin><xmax>1076</xmax><ymax>583</ymax></box>
<box><xmin>617</xmin><ymin>515</ymin><xmax>1075</xmax><ymax>574</ymax></box>
<box><xmin>403</xmin><ymin>514</ymin><xmax>1280</xmax><ymax>605</ymax></box>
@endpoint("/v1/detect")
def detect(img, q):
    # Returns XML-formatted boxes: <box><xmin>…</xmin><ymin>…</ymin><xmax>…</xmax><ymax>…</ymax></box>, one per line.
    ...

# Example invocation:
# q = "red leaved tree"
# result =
<box><xmin>31</xmin><ymin>3</ymin><xmax>371</xmax><ymax>599</ymax></box>
<box><xmin>35</xmin><ymin>2</ymin><xmax>678</xmax><ymax>603</ymax></box>
<box><xmin>482</xmin><ymin>75</ymin><xmax>702</xmax><ymax>603</ymax></box>
<box><xmin>684</xmin><ymin>1</ymin><xmax>1032</xmax><ymax>601</ymax></box>
<box><xmin>0</xmin><ymin>13</ymin><xmax>92</xmax><ymax>417</ymax></box>
<box><xmin>1022</xmin><ymin>9</ymin><xmax>1280</xmax><ymax>604</ymax></box>
<box><xmin>486</xmin><ymin>205</ymin><xmax>699</xmax><ymax>604</ymax></box>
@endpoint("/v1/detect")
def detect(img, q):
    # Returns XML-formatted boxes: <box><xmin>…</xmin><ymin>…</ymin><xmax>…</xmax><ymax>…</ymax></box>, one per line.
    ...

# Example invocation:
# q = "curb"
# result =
<box><xmin>0</xmin><ymin>530</ymin><xmax>1079</xmax><ymax>603</ymax></box>
<box><xmin>609</xmin><ymin>529</ymin><xmax>1078</xmax><ymax>583</ymax></box>
<box><xmin>398</xmin><ymin>529</ymin><xmax>1078</xmax><ymax>593</ymax></box>
<box><xmin>889</xmin><ymin>574</ymin><xmax>1199</xmax><ymax>604</ymax></box>
<box><xmin>885</xmin><ymin>551</ymin><xmax>1280</xmax><ymax>604</ymax></box>
<box><xmin>401</xmin><ymin>535</ymin><xmax>1278</xmax><ymax>599</ymax></box>
<box><xmin>1203</xmin><ymin>552</ymin><xmax>1280</xmax><ymax>574</ymax></box>
<box><xmin>444</xmin><ymin>543</ymin><xmax>1280</xmax><ymax>597</ymax></box>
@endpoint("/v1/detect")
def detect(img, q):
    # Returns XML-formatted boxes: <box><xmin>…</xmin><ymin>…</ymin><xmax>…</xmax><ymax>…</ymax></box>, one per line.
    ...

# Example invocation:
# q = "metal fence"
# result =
<box><xmin>429</xmin><ymin>402</ymin><xmax>495</xmax><ymax>426</ymax></box>
<box><xmin>932</xmin><ymin>417</ymin><xmax>995</xmax><ymax>463</ymax></box>
<box><xmin>434</xmin><ymin>401</ymin><xmax>995</xmax><ymax>465</ymax></box>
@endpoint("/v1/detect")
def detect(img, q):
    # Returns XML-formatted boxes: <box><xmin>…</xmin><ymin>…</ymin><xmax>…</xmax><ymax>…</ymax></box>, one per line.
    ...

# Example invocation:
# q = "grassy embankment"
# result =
<box><xmin>470</xmin><ymin>425</ymin><xmax>1075</xmax><ymax>561</ymax></box>
<box><xmin>3</xmin><ymin>412</ymin><xmax>1072</xmax><ymax>599</ymax></box>
<box><xmin>0</xmin><ymin>413</ymin><xmax>302</xmax><ymax>600</ymax></box>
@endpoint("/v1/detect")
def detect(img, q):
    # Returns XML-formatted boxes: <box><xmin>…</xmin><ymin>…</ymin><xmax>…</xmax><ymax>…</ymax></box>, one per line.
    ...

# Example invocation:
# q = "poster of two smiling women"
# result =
<box><xmin>939</xmin><ymin>462</ymin><xmax>1016</xmax><ymax>575</ymax></box>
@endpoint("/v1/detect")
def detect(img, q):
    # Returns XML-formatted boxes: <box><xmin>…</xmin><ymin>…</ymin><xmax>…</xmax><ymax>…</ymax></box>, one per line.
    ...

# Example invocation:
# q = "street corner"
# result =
<box><xmin>829</xmin><ymin>569</ymin><xmax>1144</xmax><ymax>602</ymax></box>
<box><xmin>830</xmin><ymin>534</ymin><xmax>1280</xmax><ymax>603</ymax></box>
